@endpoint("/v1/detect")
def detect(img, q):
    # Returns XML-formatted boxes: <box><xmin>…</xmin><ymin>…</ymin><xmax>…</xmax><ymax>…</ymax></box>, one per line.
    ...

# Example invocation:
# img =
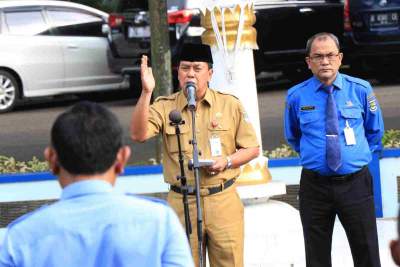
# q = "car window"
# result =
<box><xmin>47</xmin><ymin>8</ymin><xmax>104</xmax><ymax>37</ymax></box>
<box><xmin>4</xmin><ymin>10</ymin><xmax>50</xmax><ymax>35</ymax></box>
<box><xmin>118</xmin><ymin>0</ymin><xmax>147</xmax><ymax>11</ymax></box>
<box><xmin>167</xmin><ymin>0</ymin><xmax>185</xmax><ymax>10</ymax></box>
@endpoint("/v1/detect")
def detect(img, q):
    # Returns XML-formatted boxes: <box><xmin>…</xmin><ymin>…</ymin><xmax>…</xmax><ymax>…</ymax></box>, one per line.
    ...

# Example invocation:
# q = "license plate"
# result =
<box><xmin>370</xmin><ymin>12</ymin><xmax>399</xmax><ymax>27</ymax></box>
<box><xmin>128</xmin><ymin>26</ymin><xmax>151</xmax><ymax>38</ymax></box>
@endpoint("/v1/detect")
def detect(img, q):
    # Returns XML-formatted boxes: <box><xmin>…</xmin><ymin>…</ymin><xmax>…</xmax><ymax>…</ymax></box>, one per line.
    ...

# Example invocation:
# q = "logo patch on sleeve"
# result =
<box><xmin>243</xmin><ymin>111</ymin><xmax>251</xmax><ymax>122</ymax></box>
<box><xmin>367</xmin><ymin>93</ymin><xmax>378</xmax><ymax>112</ymax></box>
<box><xmin>368</xmin><ymin>98</ymin><xmax>377</xmax><ymax>112</ymax></box>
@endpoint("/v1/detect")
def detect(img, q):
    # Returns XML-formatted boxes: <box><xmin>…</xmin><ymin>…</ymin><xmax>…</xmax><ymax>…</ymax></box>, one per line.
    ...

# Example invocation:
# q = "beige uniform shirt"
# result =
<box><xmin>146</xmin><ymin>88</ymin><xmax>259</xmax><ymax>186</ymax></box>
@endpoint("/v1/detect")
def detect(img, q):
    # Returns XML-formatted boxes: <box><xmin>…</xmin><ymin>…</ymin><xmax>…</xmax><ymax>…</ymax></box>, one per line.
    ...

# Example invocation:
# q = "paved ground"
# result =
<box><xmin>332</xmin><ymin>218</ymin><xmax>397</xmax><ymax>267</ymax></box>
<box><xmin>243</xmin><ymin>200</ymin><xmax>397</xmax><ymax>267</ymax></box>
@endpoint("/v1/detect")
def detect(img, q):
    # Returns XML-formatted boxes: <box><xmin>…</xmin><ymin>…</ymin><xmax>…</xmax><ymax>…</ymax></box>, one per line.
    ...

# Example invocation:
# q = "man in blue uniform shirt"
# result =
<box><xmin>284</xmin><ymin>32</ymin><xmax>384</xmax><ymax>267</ymax></box>
<box><xmin>0</xmin><ymin>101</ymin><xmax>194</xmax><ymax>267</ymax></box>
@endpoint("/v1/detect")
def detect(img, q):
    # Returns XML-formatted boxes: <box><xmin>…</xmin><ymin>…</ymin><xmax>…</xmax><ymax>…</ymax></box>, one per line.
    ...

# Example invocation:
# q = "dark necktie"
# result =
<box><xmin>325</xmin><ymin>85</ymin><xmax>342</xmax><ymax>171</ymax></box>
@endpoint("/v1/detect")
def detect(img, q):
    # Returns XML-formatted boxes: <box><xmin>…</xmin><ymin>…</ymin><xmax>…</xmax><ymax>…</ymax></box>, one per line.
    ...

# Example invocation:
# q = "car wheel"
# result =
<box><xmin>0</xmin><ymin>70</ymin><xmax>19</xmax><ymax>113</ymax></box>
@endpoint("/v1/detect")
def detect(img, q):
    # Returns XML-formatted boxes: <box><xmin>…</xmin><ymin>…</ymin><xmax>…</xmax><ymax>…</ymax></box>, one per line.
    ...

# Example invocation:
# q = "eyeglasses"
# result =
<box><xmin>308</xmin><ymin>53</ymin><xmax>340</xmax><ymax>63</ymax></box>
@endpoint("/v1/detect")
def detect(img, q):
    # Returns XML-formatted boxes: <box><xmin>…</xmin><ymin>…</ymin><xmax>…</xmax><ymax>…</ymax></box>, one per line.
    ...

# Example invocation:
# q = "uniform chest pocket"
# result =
<box><xmin>340</xmin><ymin>107</ymin><xmax>363</xmax><ymax>129</ymax></box>
<box><xmin>208</xmin><ymin>121</ymin><xmax>232</xmax><ymax>155</ymax></box>
<box><xmin>299</xmin><ymin>111</ymin><xmax>319</xmax><ymax>125</ymax></box>
<box><xmin>299</xmin><ymin>111</ymin><xmax>320</xmax><ymax>133</ymax></box>
<box><xmin>340</xmin><ymin>107</ymin><xmax>362</xmax><ymax>119</ymax></box>
<box><xmin>208</xmin><ymin>121</ymin><xmax>230</xmax><ymax>136</ymax></box>
<box><xmin>165</xmin><ymin>125</ymin><xmax>190</xmax><ymax>153</ymax></box>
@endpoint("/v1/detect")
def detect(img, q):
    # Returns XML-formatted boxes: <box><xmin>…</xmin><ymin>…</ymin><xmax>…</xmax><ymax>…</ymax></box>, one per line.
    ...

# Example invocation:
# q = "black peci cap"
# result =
<box><xmin>179</xmin><ymin>43</ymin><xmax>213</xmax><ymax>64</ymax></box>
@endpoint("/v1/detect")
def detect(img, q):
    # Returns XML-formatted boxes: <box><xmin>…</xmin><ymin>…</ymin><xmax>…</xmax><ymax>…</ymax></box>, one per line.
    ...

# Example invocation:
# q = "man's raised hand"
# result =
<box><xmin>140</xmin><ymin>55</ymin><xmax>155</xmax><ymax>94</ymax></box>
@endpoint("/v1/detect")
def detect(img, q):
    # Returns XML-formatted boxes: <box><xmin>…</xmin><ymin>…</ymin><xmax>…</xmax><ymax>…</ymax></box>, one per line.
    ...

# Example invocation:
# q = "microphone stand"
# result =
<box><xmin>170</xmin><ymin>119</ymin><xmax>192</xmax><ymax>240</ymax></box>
<box><xmin>188</xmin><ymin>107</ymin><xmax>204</xmax><ymax>267</ymax></box>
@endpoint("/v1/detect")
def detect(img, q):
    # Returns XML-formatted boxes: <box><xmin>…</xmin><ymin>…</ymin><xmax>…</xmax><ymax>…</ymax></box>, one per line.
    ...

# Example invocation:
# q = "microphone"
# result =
<box><xmin>185</xmin><ymin>82</ymin><xmax>196</xmax><ymax>110</ymax></box>
<box><xmin>169</xmin><ymin>110</ymin><xmax>182</xmax><ymax>125</ymax></box>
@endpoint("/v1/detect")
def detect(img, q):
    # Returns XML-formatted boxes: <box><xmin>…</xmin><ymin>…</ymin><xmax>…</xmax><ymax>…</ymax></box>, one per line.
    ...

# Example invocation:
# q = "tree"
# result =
<box><xmin>149</xmin><ymin>0</ymin><xmax>173</xmax><ymax>163</ymax></box>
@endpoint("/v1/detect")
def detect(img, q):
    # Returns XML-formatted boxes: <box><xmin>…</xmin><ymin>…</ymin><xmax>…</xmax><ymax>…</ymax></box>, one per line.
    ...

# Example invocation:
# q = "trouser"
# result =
<box><xmin>167</xmin><ymin>183</ymin><xmax>244</xmax><ymax>267</ymax></box>
<box><xmin>299</xmin><ymin>166</ymin><xmax>381</xmax><ymax>267</ymax></box>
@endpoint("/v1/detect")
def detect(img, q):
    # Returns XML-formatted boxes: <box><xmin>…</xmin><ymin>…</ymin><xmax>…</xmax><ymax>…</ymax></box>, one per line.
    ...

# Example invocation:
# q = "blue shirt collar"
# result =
<box><xmin>61</xmin><ymin>179</ymin><xmax>113</xmax><ymax>200</ymax></box>
<box><xmin>312</xmin><ymin>72</ymin><xmax>344</xmax><ymax>92</ymax></box>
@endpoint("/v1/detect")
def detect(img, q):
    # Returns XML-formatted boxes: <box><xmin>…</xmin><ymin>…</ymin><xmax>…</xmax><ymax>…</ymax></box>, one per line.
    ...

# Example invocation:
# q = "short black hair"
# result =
<box><xmin>306</xmin><ymin>32</ymin><xmax>340</xmax><ymax>56</ymax></box>
<box><xmin>51</xmin><ymin>101</ymin><xmax>123</xmax><ymax>175</ymax></box>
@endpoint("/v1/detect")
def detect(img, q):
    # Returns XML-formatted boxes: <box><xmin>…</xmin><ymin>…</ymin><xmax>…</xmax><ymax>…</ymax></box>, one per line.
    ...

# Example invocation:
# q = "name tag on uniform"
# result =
<box><xmin>210</xmin><ymin>135</ymin><xmax>222</xmax><ymax>157</ymax></box>
<box><xmin>300</xmin><ymin>105</ymin><xmax>315</xmax><ymax>111</ymax></box>
<box><xmin>344</xmin><ymin>120</ymin><xmax>356</xmax><ymax>145</ymax></box>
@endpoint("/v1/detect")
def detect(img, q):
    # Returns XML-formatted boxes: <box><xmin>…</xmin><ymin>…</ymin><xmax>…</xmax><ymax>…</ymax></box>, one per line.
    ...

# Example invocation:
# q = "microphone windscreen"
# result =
<box><xmin>185</xmin><ymin>82</ymin><xmax>196</xmax><ymax>110</ymax></box>
<box><xmin>186</xmin><ymin>81</ymin><xmax>196</xmax><ymax>89</ymax></box>
<box><xmin>169</xmin><ymin>109</ymin><xmax>182</xmax><ymax>124</ymax></box>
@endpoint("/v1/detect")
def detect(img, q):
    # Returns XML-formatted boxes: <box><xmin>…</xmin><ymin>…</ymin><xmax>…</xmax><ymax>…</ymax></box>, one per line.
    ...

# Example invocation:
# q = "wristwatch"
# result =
<box><xmin>226</xmin><ymin>156</ymin><xmax>232</xmax><ymax>170</ymax></box>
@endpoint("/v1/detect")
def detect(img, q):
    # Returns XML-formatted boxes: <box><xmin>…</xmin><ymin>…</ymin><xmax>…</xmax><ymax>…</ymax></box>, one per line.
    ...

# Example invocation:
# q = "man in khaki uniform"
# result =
<box><xmin>130</xmin><ymin>43</ymin><xmax>259</xmax><ymax>267</ymax></box>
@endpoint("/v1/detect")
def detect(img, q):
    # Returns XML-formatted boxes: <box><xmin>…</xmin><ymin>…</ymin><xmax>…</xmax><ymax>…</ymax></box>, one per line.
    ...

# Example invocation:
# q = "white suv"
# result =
<box><xmin>0</xmin><ymin>0</ymin><xmax>129</xmax><ymax>113</ymax></box>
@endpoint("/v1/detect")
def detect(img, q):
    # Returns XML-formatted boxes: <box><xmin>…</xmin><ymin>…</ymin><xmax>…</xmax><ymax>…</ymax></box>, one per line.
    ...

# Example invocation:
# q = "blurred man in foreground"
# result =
<box><xmin>0</xmin><ymin>101</ymin><xmax>193</xmax><ymax>267</ymax></box>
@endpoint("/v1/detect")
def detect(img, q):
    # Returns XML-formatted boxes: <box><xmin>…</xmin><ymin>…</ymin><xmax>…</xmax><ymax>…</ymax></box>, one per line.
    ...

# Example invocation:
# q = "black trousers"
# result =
<box><xmin>299</xmin><ymin>166</ymin><xmax>381</xmax><ymax>267</ymax></box>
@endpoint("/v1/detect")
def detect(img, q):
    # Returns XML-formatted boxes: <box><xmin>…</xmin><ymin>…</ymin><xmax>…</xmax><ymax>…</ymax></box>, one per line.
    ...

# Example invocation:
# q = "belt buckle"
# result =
<box><xmin>186</xmin><ymin>186</ymin><xmax>195</xmax><ymax>194</ymax></box>
<box><xmin>200</xmin><ymin>188</ymin><xmax>210</xmax><ymax>196</ymax></box>
<box><xmin>331</xmin><ymin>174</ymin><xmax>348</xmax><ymax>181</ymax></box>
<box><xmin>179</xmin><ymin>185</ymin><xmax>195</xmax><ymax>194</ymax></box>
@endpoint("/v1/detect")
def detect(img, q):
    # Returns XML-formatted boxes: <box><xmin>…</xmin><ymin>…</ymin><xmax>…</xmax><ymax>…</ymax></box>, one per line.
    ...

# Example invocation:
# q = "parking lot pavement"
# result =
<box><xmin>243</xmin><ymin>200</ymin><xmax>397</xmax><ymax>267</ymax></box>
<box><xmin>332</xmin><ymin>217</ymin><xmax>397</xmax><ymax>267</ymax></box>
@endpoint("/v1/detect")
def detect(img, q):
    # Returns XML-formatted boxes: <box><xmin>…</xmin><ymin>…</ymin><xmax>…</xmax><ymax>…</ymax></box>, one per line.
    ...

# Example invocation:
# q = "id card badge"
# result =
<box><xmin>344</xmin><ymin>120</ymin><xmax>356</xmax><ymax>146</ymax></box>
<box><xmin>210</xmin><ymin>135</ymin><xmax>222</xmax><ymax>157</ymax></box>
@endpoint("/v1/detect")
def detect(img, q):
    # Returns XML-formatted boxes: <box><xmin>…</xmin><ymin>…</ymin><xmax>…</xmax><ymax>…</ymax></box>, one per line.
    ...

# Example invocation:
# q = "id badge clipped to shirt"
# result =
<box><xmin>344</xmin><ymin>120</ymin><xmax>356</xmax><ymax>146</ymax></box>
<box><xmin>210</xmin><ymin>134</ymin><xmax>222</xmax><ymax>157</ymax></box>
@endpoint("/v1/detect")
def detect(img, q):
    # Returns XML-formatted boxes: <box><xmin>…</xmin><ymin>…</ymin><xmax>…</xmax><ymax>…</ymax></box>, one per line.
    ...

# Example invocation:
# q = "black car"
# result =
<box><xmin>253</xmin><ymin>0</ymin><xmax>343</xmax><ymax>79</ymax></box>
<box><xmin>104</xmin><ymin>0</ymin><xmax>202</xmax><ymax>75</ymax></box>
<box><xmin>342</xmin><ymin>0</ymin><xmax>400</xmax><ymax>74</ymax></box>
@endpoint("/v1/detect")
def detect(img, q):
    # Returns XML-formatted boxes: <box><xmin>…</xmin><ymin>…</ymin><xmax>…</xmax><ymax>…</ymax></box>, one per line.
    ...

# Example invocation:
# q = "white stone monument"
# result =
<box><xmin>200</xmin><ymin>1</ymin><xmax>270</xmax><ymax>184</ymax></box>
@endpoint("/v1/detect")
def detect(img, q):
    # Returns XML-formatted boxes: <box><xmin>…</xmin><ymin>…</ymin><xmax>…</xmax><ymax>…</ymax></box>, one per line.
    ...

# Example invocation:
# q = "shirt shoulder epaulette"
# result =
<box><xmin>214</xmin><ymin>90</ymin><xmax>239</xmax><ymax>100</ymax></box>
<box><xmin>7</xmin><ymin>204</ymin><xmax>51</xmax><ymax>229</ymax></box>
<box><xmin>342</xmin><ymin>74</ymin><xmax>370</xmax><ymax>89</ymax></box>
<box><xmin>154</xmin><ymin>93</ymin><xmax>178</xmax><ymax>103</ymax></box>
<box><xmin>287</xmin><ymin>78</ymin><xmax>311</xmax><ymax>97</ymax></box>
<box><xmin>125</xmin><ymin>193</ymin><xmax>169</xmax><ymax>207</ymax></box>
